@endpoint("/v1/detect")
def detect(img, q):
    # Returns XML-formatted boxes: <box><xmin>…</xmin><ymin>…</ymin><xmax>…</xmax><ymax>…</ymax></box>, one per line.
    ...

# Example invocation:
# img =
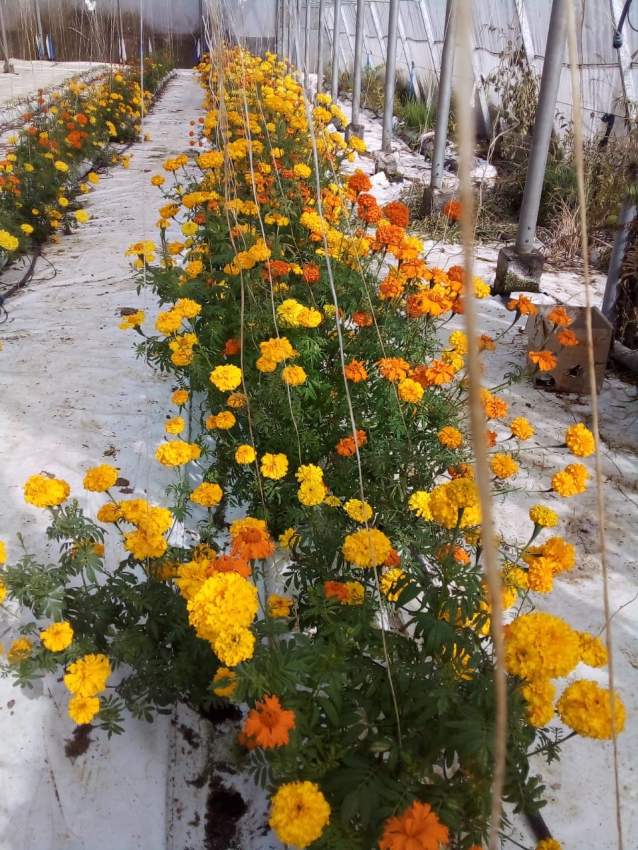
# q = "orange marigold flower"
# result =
<box><xmin>375</xmin><ymin>223</ymin><xmax>405</xmax><ymax>249</ymax></box>
<box><xmin>412</xmin><ymin>361</ymin><xmax>455</xmax><ymax>387</ymax></box>
<box><xmin>242</xmin><ymin>694</ymin><xmax>295</xmax><ymax>748</ymax></box>
<box><xmin>347</xmin><ymin>169</ymin><xmax>372</xmax><ymax>196</ymax></box>
<box><xmin>384</xmin><ymin>548</ymin><xmax>401</xmax><ymax>567</ymax></box>
<box><xmin>529</xmin><ymin>350</ymin><xmax>557</xmax><ymax>371</ymax></box>
<box><xmin>441</xmin><ymin>199</ymin><xmax>462</xmax><ymax>222</ymax></box>
<box><xmin>378</xmin><ymin>270</ymin><xmax>406</xmax><ymax>300</ymax></box>
<box><xmin>302</xmin><ymin>262</ymin><xmax>321</xmax><ymax>283</ymax></box>
<box><xmin>447</xmin><ymin>264</ymin><xmax>464</xmax><ymax>283</ymax></box>
<box><xmin>377</xmin><ymin>357</ymin><xmax>410</xmax><ymax>383</ymax></box>
<box><xmin>224</xmin><ymin>337</ymin><xmax>241</xmax><ymax>356</ymax></box>
<box><xmin>230</xmin><ymin>517</ymin><xmax>276</xmax><ymax>560</ymax></box>
<box><xmin>324</xmin><ymin>580</ymin><xmax>364</xmax><ymax>605</ymax></box>
<box><xmin>481</xmin><ymin>390</ymin><xmax>509</xmax><ymax>420</ymax></box>
<box><xmin>344</xmin><ymin>359</ymin><xmax>368</xmax><ymax>382</ymax></box>
<box><xmin>406</xmin><ymin>289</ymin><xmax>452</xmax><ymax>318</ymax></box>
<box><xmin>357</xmin><ymin>193</ymin><xmax>382</xmax><ymax>224</ymax></box>
<box><xmin>438</xmin><ymin>426</ymin><xmax>463</xmax><ymax>449</ymax></box>
<box><xmin>379</xmin><ymin>800</ymin><xmax>449</xmax><ymax>850</ymax></box>
<box><xmin>382</xmin><ymin>200</ymin><xmax>410</xmax><ymax>228</ymax></box>
<box><xmin>352</xmin><ymin>311</ymin><xmax>373</xmax><ymax>327</ymax></box>
<box><xmin>507</xmin><ymin>294</ymin><xmax>537</xmax><ymax>316</ymax></box>
<box><xmin>557</xmin><ymin>328</ymin><xmax>579</xmax><ymax>347</ymax></box>
<box><xmin>264</xmin><ymin>259</ymin><xmax>290</xmax><ymax>278</ymax></box>
<box><xmin>207</xmin><ymin>553</ymin><xmax>252</xmax><ymax>578</ymax></box>
<box><xmin>547</xmin><ymin>306</ymin><xmax>572</xmax><ymax>326</ymax></box>
<box><xmin>479</xmin><ymin>333</ymin><xmax>496</xmax><ymax>351</ymax></box>
<box><xmin>336</xmin><ymin>429</ymin><xmax>367</xmax><ymax>457</ymax></box>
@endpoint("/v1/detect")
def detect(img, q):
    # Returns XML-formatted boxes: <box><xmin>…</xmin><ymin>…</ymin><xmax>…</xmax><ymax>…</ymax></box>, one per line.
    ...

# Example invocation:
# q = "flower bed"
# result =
<box><xmin>0</xmin><ymin>56</ymin><xmax>172</xmax><ymax>273</ymax></box>
<box><xmin>0</xmin><ymin>48</ymin><xmax>624</xmax><ymax>850</ymax></box>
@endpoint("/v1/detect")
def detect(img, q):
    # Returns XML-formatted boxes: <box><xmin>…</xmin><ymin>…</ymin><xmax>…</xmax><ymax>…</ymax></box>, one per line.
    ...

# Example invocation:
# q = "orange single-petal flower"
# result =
<box><xmin>242</xmin><ymin>695</ymin><xmax>295</xmax><ymax>748</ymax></box>
<box><xmin>547</xmin><ymin>306</ymin><xmax>573</xmax><ymax>327</ymax></box>
<box><xmin>529</xmin><ymin>350</ymin><xmax>557</xmax><ymax>371</ymax></box>
<box><xmin>441</xmin><ymin>199</ymin><xmax>461</xmax><ymax>222</ymax></box>
<box><xmin>379</xmin><ymin>800</ymin><xmax>449</xmax><ymax>850</ymax></box>
<box><xmin>344</xmin><ymin>359</ymin><xmax>368</xmax><ymax>382</ymax></box>
<box><xmin>336</xmin><ymin>429</ymin><xmax>367</xmax><ymax>457</ymax></box>
<box><xmin>507</xmin><ymin>294</ymin><xmax>538</xmax><ymax>316</ymax></box>
<box><xmin>557</xmin><ymin>328</ymin><xmax>579</xmax><ymax>347</ymax></box>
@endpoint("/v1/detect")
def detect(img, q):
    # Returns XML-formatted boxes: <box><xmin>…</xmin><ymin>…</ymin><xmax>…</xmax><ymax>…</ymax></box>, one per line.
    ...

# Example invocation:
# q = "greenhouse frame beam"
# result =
<box><xmin>331</xmin><ymin>0</ymin><xmax>342</xmax><ymax>100</ymax></box>
<box><xmin>422</xmin><ymin>0</ymin><xmax>456</xmax><ymax>213</ymax></box>
<box><xmin>368</xmin><ymin>2</ymin><xmax>386</xmax><ymax>63</ymax></box>
<box><xmin>494</xmin><ymin>0</ymin><xmax>568</xmax><ymax>293</ymax></box>
<box><xmin>396</xmin><ymin>7</ymin><xmax>424</xmax><ymax>101</ymax></box>
<box><xmin>381</xmin><ymin>0</ymin><xmax>400</xmax><ymax>151</ymax></box>
<box><xmin>317</xmin><ymin>0</ymin><xmax>325</xmax><ymax>91</ymax></box>
<box><xmin>303</xmin><ymin>0</ymin><xmax>310</xmax><ymax>90</ymax></box>
<box><xmin>0</xmin><ymin>1</ymin><xmax>13</xmax><ymax>73</ymax></box>
<box><xmin>350</xmin><ymin>0</ymin><xmax>366</xmax><ymax>132</ymax></box>
<box><xmin>416</xmin><ymin>0</ymin><xmax>440</xmax><ymax>84</ymax></box>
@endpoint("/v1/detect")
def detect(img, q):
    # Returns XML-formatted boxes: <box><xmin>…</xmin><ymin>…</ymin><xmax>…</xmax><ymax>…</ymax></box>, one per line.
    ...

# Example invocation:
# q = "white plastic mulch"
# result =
<box><xmin>0</xmin><ymin>71</ymin><xmax>636</xmax><ymax>850</ymax></box>
<box><xmin>0</xmin><ymin>60</ymin><xmax>105</xmax><ymax>108</ymax></box>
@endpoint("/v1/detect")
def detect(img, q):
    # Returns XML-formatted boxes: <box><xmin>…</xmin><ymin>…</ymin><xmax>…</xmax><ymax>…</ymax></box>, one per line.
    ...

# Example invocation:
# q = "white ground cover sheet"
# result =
<box><xmin>0</xmin><ymin>60</ymin><xmax>105</xmax><ymax>108</ymax></box>
<box><xmin>0</xmin><ymin>74</ymin><xmax>635</xmax><ymax>850</ymax></box>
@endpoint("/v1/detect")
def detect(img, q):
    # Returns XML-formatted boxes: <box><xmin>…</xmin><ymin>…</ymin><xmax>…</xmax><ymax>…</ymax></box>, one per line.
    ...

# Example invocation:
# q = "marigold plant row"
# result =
<box><xmin>0</xmin><ymin>48</ymin><xmax>623</xmax><ymax>850</ymax></box>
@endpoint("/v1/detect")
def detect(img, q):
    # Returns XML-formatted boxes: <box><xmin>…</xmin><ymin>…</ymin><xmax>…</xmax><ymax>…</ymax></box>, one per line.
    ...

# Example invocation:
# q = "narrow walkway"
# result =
<box><xmin>0</xmin><ymin>70</ymin><xmax>202</xmax><ymax>850</ymax></box>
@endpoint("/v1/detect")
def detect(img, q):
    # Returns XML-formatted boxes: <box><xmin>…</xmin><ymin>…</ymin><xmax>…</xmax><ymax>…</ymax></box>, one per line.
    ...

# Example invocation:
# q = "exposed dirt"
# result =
<box><xmin>64</xmin><ymin>724</ymin><xmax>92</xmax><ymax>760</ymax></box>
<box><xmin>204</xmin><ymin>777</ymin><xmax>247</xmax><ymax>850</ymax></box>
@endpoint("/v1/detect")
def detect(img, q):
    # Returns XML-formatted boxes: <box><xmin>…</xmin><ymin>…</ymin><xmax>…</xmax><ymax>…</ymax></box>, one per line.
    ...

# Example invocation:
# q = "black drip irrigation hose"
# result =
<box><xmin>525</xmin><ymin>809</ymin><xmax>553</xmax><ymax>842</ymax></box>
<box><xmin>0</xmin><ymin>69</ymin><xmax>177</xmax><ymax>311</ymax></box>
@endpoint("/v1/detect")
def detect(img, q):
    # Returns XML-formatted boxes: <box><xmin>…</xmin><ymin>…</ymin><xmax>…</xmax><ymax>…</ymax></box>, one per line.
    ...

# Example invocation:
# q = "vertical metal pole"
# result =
<box><xmin>428</xmin><ymin>0</ymin><xmax>456</xmax><ymax>195</ymax></box>
<box><xmin>317</xmin><ymin>0</ymin><xmax>325</xmax><ymax>92</ymax></box>
<box><xmin>33</xmin><ymin>0</ymin><xmax>45</xmax><ymax>59</ymax></box>
<box><xmin>295</xmin><ymin>0</ymin><xmax>300</xmax><ymax>66</ymax></box>
<box><xmin>303</xmin><ymin>0</ymin><xmax>310</xmax><ymax>89</ymax></box>
<box><xmin>350</xmin><ymin>0</ymin><xmax>365</xmax><ymax>131</ymax></box>
<box><xmin>0</xmin><ymin>1</ymin><xmax>14</xmax><ymax>73</ymax></box>
<box><xmin>514</xmin><ymin>0</ymin><xmax>568</xmax><ymax>254</ymax></box>
<box><xmin>331</xmin><ymin>0</ymin><xmax>341</xmax><ymax>101</ymax></box>
<box><xmin>381</xmin><ymin>0</ymin><xmax>400</xmax><ymax>151</ymax></box>
<box><xmin>602</xmin><ymin>198</ymin><xmax>637</xmax><ymax>325</ymax></box>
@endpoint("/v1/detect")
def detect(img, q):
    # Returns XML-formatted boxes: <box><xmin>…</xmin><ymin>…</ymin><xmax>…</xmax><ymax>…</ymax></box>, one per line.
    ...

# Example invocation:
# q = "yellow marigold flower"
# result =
<box><xmin>188</xmin><ymin>572</ymin><xmax>258</xmax><ymax>643</ymax></box>
<box><xmin>256</xmin><ymin>355</ymin><xmax>277</xmax><ymax>373</ymax></box>
<box><xmin>210</xmin><ymin>364</ymin><xmax>242</xmax><ymax>392</ymax></box>
<box><xmin>171</xmin><ymin>388</ymin><xmax>189</xmax><ymax>406</ymax></box>
<box><xmin>510</xmin><ymin>416</ymin><xmax>535</xmax><ymax>440</ymax></box>
<box><xmin>527</xmin><ymin>559</ymin><xmax>554</xmax><ymax>593</ymax></box>
<box><xmin>64</xmin><ymin>653</ymin><xmax>111</xmax><ymax>696</ymax></box>
<box><xmin>209</xmin><ymin>411</ymin><xmax>237</xmax><ymax>430</ymax></box>
<box><xmin>119</xmin><ymin>310</ymin><xmax>144</xmax><ymax>330</ymax></box>
<box><xmin>408</xmin><ymin>490</ymin><xmax>432</xmax><ymax>520</ymax></box>
<box><xmin>536</xmin><ymin>536</ymin><xmax>575</xmax><ymax>573</ymax></box>
<box><xmin>155</xmin><ymin>309</ymin><xmax>182</xmax><ymax>335</ymax></box>
<box><xmin>155</xmin><ymin>440</ymin><xmax>201</xmax><ymax>466</ymax></box>
<box><xmin>448</xmin><ymin>330</ymin><xmax>468</xmax><ymax>353</ymax></box>
<box><xmin>557</xmin><ymin>679</ymin><xmax>626</xmax><ymax>739</ymax></box>
<box><xmin>269</xmin><ymin>781</ymin><xmax>331</xmax><ymax>849</ymax></box>
<box><xmin>529</xmin><ymin>504</ymin><xmax>559</xmax><ymax>528</ymax></box>
<box><xmin>212</xmin><ymin>625</ymin><xmax>255</xmax><ymax>667</ymax></box>
<box><xmin>577</xmin><ymin>632</ymin><xmax>608</xmax><ymax>667</ymax></box>
<box><xmin>429</xmin><ymin>479</ymin><xmax>480</xmax><ymax>529</ymax></box>
<box><xmin>281</xmin><ymin>365</ymin><xmax>307</xmax><ymax>386</ymax></box>
<box><xmin>296</xmin><ymin>464</ymin><xmax>324</xmax><ymax>484</ymax></box>
<box><xmin>505</xmin><ymin>612</ymin><xmax>580</xmax><ymax>679</ymax></box>
<box><xmin>40</xmin><ymin>621</ymin><xmax>74</xmax><ymax>652</ymax></box>
<box><xmin>190</xmin><ymin>482</ymin><xmax>223</xmax><ymax>507</ymax></box>
<box><xmin>174</xmin><ymin>297</ymin><xmax>201</xmax><ymax>319</ymax></box>
<box><xmin>521</xmin><ymin>678</ymin><xmax>555</xmax><ymax>727</ymax></box>
<box><xmin>536</xmin><ymin>840</ymin><xmax>563</xmax><ymax>850</ymax></box>
<box><xmin>54</xmin><ymin>160</ymin><xmax>69</xmax><ymax>172</ymax></box>
<box><xmin>268</xmin><ymin>594</ymin><xmax>293</xmax><ymax>617</ymax></box>
<box><xmin>260</xmin><ymin>453</ymin><xmax>288</xmax><ymax>480</ymax></box>
<box><xmin>83</xmin><ymin>464</ymin><xmax>118</xmax><ymax>492</ymax></box>
<box><xmin>123</xmin><ymin>528</ymin><xmax>168</xmax><ymax>560</ymax></box>
<box><xmin>343</xmin><ymin>528</ymin><xmax>392</xmax><ymax>568</ymax></box>
<box><xmin>551</xmin><ymin>463</ymin><xmax>589</xmax><ymax>497</ymax></box>
<box><xmin>398</xmin><ymin>377</ymin><xmax>424</xmax><ymax>403</ymax></box>
<box><xmin>278</xmin><ymin>527</ymin><xmax>299</xmax><ymax>548</ymax></box>
<box><xmin>21</xmin><ymin>223</ymin><xmax>34</xmax><ymax>235</ymax></box>
<box><xmin>7</xmin><ymin>636</ymin><xmax>32</xmax><ymax>662</ymax></box>
<box><xmin>438</xmin><ymin>426</ymin><xmax>463</xmax><ymax>449</ymax></box>
<box><xmin>0</xmin><ymin>229</ymin><xmax>20</xmax><ymax>252</ymax></box>
<box><xmin>0</xmin><ymin>539</ymin><xmax>6</xmax><ymax>564</ymax></box>
<box><xmin>293</xmin><ymin>163</ymin><xmax>312</xmax><ymax>179</ymax></box>
<box><xmin>165</xmin><ymin>415</ymin><xmax>185</xmax><ymax>435</ymax></box>
<box><xmin>298</xmin><ymin>479</ymin><xmax>327</xmax><ymax>506</ymax></box>
<box><xmin>96</xmin><ymin>502</ymin><xmax>121</xmax><ymax>524</ymax></box>
<box><xmin>259</xmin><ymin>336</ymin><xmax>297</xmax><ymax>363</ymax></box>
<box><xmin>344</xmin><ymin>498</ymin><xmax>373</xmax><ymax>523</ymax></box>
<box><xmin>235</xmin><ymin>445</ymin><xmax>257</xmax><ymax>464</ymax></box>
<box><xmin>565</xmin><ymin>422</ymin><xmax>595</xmax><ymax>457</ymax></box>
<box><xmin>503</xmin><ymin>563</ymin><xmax>529</xmax><ymax>590</ymax></box>
<box><xmin>68</xmin><ymin>694</ymin><xmax>100</xmax><ymax>725</ymax></box>
<box><xmin>212</xmin><ymin>667</ymin><xmax>237</xmax><ymax>698</ymax></box>
<box><xmin>490</xmin><ymin>453</ymin><xmax>519</xmax><ymax>479</ymax></box>
<box><xmin>24</xmin><ymin>474</ymin><xmax>70</xmax><ymax>508</ymax></box>
<box><xmin>380</xmin><ymin>567</ymin><xmax>407</xmax><ymax>602</ymax></box>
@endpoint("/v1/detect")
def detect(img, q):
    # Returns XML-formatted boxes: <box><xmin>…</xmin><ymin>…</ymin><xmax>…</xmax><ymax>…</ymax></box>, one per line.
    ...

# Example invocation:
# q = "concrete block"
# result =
<box><xmin>493</xmin><ymin>245</ymin><xmax>544</xmax><ymax>294</ymax></box>
<box><xmin>526</xmin><ymin>305</ymin><xmax>612</xmax><ymax>393</ymax></box>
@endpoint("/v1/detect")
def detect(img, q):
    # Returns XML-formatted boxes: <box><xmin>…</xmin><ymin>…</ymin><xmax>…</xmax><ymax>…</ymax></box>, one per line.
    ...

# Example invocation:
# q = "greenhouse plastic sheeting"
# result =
<box><xmin>227</xmin><ymin>0</ymin><xmax>638</xmax><ymax>139</ymax></box>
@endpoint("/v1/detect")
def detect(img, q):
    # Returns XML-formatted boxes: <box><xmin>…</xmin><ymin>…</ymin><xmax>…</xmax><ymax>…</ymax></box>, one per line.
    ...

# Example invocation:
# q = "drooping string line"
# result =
<box><xmin>565</xmin><ymin>2</ymin><xmax>624</xmax><ymax>848</ymax></box>
<box><xmin>454</xmin><ymin>3</ymin><xmax>507</xmax><ymax>849</ymax></box>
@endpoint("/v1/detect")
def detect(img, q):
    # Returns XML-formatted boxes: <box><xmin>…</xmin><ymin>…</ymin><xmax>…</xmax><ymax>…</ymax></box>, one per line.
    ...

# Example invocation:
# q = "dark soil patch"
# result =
<box><xmin>64</xmin><ymin>724</ymin><xmax>93</xmax><ymax>760</ymax></box>
<box><xmin>204</xmin><ymin>778</ymin><xmax>247</xmax><ymax>850</ymax></box>
<box><xmin>179</xmin><ymin>723</ymin><xmax>201</xmax><ymax>749</ymax></box>
<box><xmin>199</xmin><ymin>701</ymin><xmax>242</xmax><ymax>725</ymax></box>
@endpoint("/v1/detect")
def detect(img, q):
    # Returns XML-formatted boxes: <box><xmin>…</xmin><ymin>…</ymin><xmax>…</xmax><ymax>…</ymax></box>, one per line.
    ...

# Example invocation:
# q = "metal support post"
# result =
<box><xmin>350</xmin><ymin>0</ymin><xmax>365</xmax><ymax>135</ymax></box>
<box><xmin>0</xmin><ymin>1</ymin><xmax>14</xmax><ymax>73</ymax></box>
<box><xmin>331</xmin><ymin>0</ymin><xmax>342</xmax><ymax>101</ymax></box>
<box><xmin>317</xmin><ymin>0</ymin><xmax>325</xmax><ymax>92</ymax></box>
<box><xmin>422</xmin><ymin>0</ymin><xmax>455</xmax><ymax>213</ymax></box>
<box><xmin>493</xmin><ymin>0</ymin><xmax>568</xmax><ymax>294</ymax></box>
<box><xmin>602</xmin><ymin>198</ymin><xmax>637</xmax><ymax>326</ymax></box>
<box><xmin>303</xmin><ymin>0</ymin><xmax>310</xmax><ymax>90</ymax></box>
<box><xmin>381</xmin><ymin>0</ymin><xmax>400</xmax><ymax>152</ymax></box>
